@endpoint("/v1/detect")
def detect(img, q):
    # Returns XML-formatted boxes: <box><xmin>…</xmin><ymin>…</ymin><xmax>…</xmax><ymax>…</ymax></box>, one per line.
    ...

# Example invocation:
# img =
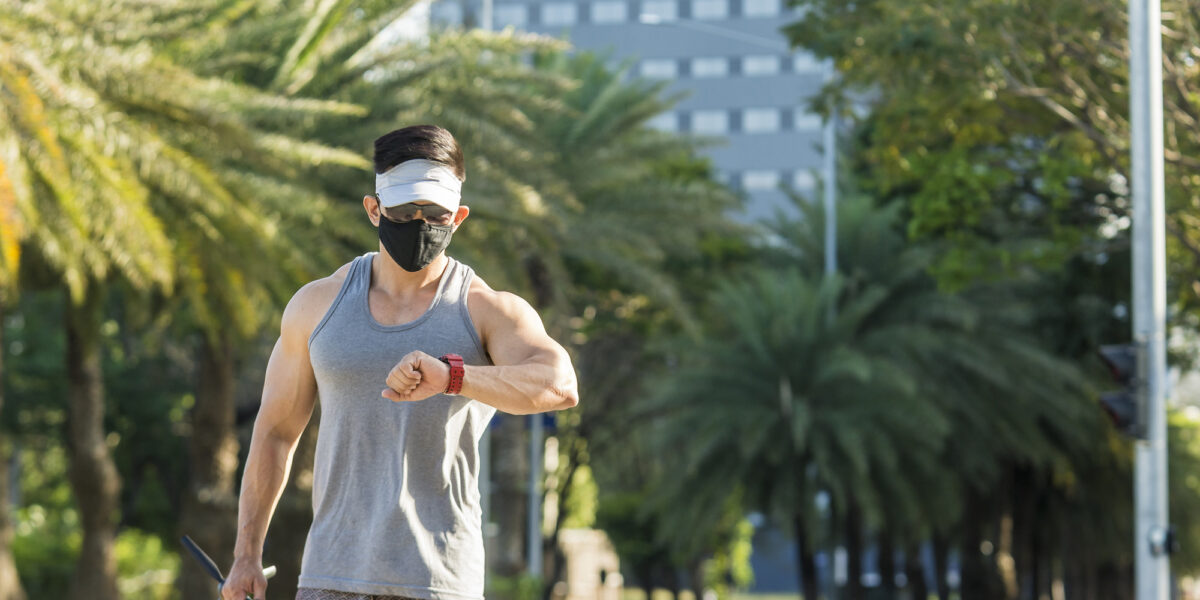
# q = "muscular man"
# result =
<box><xmin>221</xmin><ymin>125</ymin><xmax>579</xmax><ymax>600</ymax></box>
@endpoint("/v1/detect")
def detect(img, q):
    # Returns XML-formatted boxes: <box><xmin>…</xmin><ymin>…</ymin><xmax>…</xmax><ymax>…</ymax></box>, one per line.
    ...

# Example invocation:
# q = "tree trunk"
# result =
<box><xmin>0</xmin><ymin>302</ymin><xmax>26</xmax><ymax>600</ymax></box>
<box><xmin>1013</xmin><ymin>477</ymin><xmax>1035</xmax><ymax>600</ymax></box>
<box><xmin>686</xmin><ymin>557</ymin><xmax>705</xmax><ymax>600</ymax></box>
<box><xmin>879</xmin><ymin>526</ymin><xmax>896</xmax><ymax>595</ymax></box>
<box><xmin>178</xmin><ymin>333</ymin><xmax>241</xmax><ymax>600</ymax></box>
<box><xmin>666</xmin><ymin>565</ymin><xmax>680</xmax><ymax>600</ymax></box>
<box><xmin>997</xmin><ymin>511</ymin><xmax>1018</xmax><ymax>600</ymax></box>
<box><xmin>796</xmin><ymin>514</ymin><xmax>819</xmax><ymax>600</ymax></box>
<box><xmin>905</xmin><ymin>544</ymin><xmax>927</xmax><ymax>600</ymax></box>
<box><xmin>931</xmin><ymin>533</ymin><xmax>949</xmax><ymax>600</ymax></box>
<box><xmin>65</xmin><ymin>286</ymin><xmax>120</xmax><ymax>600</ymax></box>
<box><xmin>635</xmin><ymin>564</ymin><xmax>654</xmax><ymax>600</ymax></box>
<box><xmin>844</xmin><ymin>504</ymin><xmax>864</xmax><ymax>600</ymax></box>
<box><xmin>960</xmin><ymin>487</ymin><xmax>1002</xmax><ymax>599</ymax></box>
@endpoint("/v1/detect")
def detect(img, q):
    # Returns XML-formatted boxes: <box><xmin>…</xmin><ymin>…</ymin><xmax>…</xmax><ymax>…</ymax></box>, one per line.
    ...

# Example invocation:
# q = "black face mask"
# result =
<box><xmin>377</xmin><ymin>217</ymin><xmax>454</xmax><ymax>272</ymax></box>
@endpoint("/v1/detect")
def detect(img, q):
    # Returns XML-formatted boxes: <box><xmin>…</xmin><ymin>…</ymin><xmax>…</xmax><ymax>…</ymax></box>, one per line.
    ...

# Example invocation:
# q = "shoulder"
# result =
<box><xmin>281</xmin><ymin>259</ymin><xmax>356</xmax><ymax>341</ymax></box>
<box><xmin>466</xmin><ymin>273</ymin><xmax>537</xmax><ymax>323</ymax></box>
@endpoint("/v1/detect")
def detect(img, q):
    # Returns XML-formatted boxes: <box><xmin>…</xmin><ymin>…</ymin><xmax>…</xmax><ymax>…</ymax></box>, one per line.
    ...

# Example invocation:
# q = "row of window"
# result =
<box><xmin>433</xmin><ymin>0</ymin><xmax>790</xmax><ymax>28</ymax></box>
<box><xmin>718</xmin><ymin>170</ymin><xmax>817</xmax><ymax>192</ymax></box>
<box><xmin>641</xmin><ymin>53</ymin><xmax>821</xmax><ymax>78</ymax></box>
<box><xmin>647</xmin><ymin>107</ymin><xmax>823</xmax><ymax>134</ymax></box>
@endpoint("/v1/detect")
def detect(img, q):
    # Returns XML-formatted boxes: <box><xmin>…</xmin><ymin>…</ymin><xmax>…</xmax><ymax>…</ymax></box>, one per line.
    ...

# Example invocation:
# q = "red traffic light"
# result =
<box><xmin>1099</xmin><ymin>391</ymin><xmax>1139</xmax><ymax>437</ymax></box>
<box><xmin>1097</xmin><ymin>344</ymin><xmax>1143</xmax><ymax>439</ymax></box>
<box><xmin>1098</xmin><ymin>344</ymin><xmax>1137</xmax><ymax>385</ymax></box>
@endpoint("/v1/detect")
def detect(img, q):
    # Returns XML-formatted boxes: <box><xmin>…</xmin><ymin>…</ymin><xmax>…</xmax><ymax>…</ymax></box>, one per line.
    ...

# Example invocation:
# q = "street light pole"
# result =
<box><xmin>480</xmin><ymin>0</ymin><xmax>493</xmax><ymax>31</ymax></box>
<box><xmin>528</xmin><ymin>415</ymin><xmax>543</xmax><ymax>580</ymax></box>
<box><xmin>822</xmin><ymin>59</ymin><xmax>837</xmax><ymax>277</ymax></box>
<box><xmin>1129</xmin><ymin>0</ymin><xmax>1170</xmax><ymax>597</ymax></box>
<box><xmin>1128</xmin><ymin>0</ymin><xmax>1166</xmax><ymax>595</ymax></box>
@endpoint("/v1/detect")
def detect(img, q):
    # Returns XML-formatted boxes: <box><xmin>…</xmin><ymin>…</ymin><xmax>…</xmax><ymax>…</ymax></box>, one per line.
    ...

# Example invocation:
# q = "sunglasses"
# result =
<box><xmin>374</xmin><ymin>197</ymin><xmax>455</xmax><ymax>226</ymax></box>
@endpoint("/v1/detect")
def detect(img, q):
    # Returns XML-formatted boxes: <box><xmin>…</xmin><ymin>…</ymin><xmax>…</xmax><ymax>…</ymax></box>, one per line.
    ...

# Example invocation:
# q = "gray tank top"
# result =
<box><xmin>299</xmin><ymin>252</ymin><xmax>495</xmax><ymax>600</ymax></box>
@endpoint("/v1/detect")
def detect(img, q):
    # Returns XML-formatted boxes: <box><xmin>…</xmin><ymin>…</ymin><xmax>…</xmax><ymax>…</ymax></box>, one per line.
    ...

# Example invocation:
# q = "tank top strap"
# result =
<box><xmin>435</xmin><ymin>256</ymin><xmax>469</xmax><ymax>306</ymax></box>
<box><xmin>348</xmin><ymin>251</ymin><xmax>374</xmax><ymax>297</ymax></box>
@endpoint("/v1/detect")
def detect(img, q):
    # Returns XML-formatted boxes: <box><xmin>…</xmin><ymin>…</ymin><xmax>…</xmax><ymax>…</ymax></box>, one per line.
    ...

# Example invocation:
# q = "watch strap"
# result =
<box><xmin>439</xmin><ymin>353</ymin><xmax>465</xmax><ymax>395</ymax></box>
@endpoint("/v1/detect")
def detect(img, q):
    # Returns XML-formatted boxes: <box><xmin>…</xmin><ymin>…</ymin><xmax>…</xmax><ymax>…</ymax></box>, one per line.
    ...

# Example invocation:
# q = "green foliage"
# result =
<box><xmin>13</xmin><ymin>503</ymin><xmax>77</xmax><ymax>599</ymax></box>
<box><xmin>703</xmin><ymin>518</ymin><xmax>755</xmax><ymax>598</ymax></box>
<box><xmin>561</xmin><ymin>464</ymin><xmax>598</xmax><ymax>531</ymax></box>
<box><xmin>1170</xmin><ymin>408</ymin><xmax>1200</xmax><ymax>572</ymax></box>
<box><xmin>485</xmin><ymin>572</ymin><xmax>543</xmax><ymax>600</ymax></box>
<box><xmin>115</xmin><ymin>529</ymin><xmax>181</xmax><ymax>600</ymax></box>
<box><xmin>14</xmin><ymin>508</ymin><xmax>180</xmax><ymax>600</ymax></box>
<box><xmin>642</xmin><ymin>193</ymin><xmax>1105</xmax><ymax>600</ymax></box>
<box><xmin>784</xmin><ymin>0</ymin><xmax>1200</xmax><ymax>317</ymax></box>
<box><xmin>595</xmin><ymin>491</ymin><xmax>675</xmax><ymax>587</ymax></box>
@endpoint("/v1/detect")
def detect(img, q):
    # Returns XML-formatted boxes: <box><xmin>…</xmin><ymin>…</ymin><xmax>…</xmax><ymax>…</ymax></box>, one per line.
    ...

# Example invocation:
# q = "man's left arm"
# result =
<box><xmin>382</xmin><ymin>291</ymin><xmax>579</xmax><ymax>414</ymax></box>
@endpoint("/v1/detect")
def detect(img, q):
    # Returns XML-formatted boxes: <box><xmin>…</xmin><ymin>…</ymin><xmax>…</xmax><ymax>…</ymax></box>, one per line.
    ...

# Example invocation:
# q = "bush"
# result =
<box><xmin>487</xmin><ymin>572</ymin><xmax>543</xmax><ymax>600</ymax></box>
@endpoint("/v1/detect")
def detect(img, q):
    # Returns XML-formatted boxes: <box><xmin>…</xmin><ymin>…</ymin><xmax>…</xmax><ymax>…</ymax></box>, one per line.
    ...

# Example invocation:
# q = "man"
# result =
<box><xmin>221</xmin><ymin>125</ymin><xmax>580</xmax><ymax>600</ymax></box>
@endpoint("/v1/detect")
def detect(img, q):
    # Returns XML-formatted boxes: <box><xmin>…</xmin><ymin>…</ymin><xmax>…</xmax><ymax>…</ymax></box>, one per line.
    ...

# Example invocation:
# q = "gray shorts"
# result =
<box><xmin>295</xmin><ymin>589</ymin><xmax>423</xmax><ymax>600</ymax></box>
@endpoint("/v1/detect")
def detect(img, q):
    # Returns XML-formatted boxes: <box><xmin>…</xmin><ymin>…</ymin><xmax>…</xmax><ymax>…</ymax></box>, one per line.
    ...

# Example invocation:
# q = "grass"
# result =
<box><xmin>620</xmin><ymin>590</ymin><xmax>801</xmax><ymax>600</ymax></box>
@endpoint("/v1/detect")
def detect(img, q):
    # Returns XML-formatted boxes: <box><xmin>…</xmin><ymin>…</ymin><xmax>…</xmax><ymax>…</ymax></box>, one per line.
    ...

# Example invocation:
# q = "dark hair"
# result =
<box><xmin>373</xmin><ymin>125</ymin><xmax>465</xmax><ymax>180</ymax></box>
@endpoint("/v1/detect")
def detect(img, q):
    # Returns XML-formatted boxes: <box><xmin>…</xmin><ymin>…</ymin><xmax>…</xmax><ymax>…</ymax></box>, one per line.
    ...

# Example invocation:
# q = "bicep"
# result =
<box><xmin>483</xmin><ymin>293</ymin><xmax>569</xmax><ymax>368</ymax></box>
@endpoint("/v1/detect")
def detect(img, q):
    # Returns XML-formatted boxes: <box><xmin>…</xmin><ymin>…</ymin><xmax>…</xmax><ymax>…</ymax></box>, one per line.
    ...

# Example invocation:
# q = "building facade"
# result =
<box><xmin>430</xmin><ymin>0</ymin><xmax>828</xmax><ymax>220</ymax></box>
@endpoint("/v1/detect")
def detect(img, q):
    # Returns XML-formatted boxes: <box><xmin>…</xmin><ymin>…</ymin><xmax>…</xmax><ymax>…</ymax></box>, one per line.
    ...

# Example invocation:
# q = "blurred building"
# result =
<box><xmin>429</xmin><ymin>0</ymin><xmax>828</xmax><ymax>220</ymax></box>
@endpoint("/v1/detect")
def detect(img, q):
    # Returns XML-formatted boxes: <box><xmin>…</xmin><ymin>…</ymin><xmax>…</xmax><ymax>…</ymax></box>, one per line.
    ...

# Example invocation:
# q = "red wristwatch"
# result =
<box><xmin>439</xmin><ymin>353</ymin><xmax>464</xmax><ymax>395</ymax></box>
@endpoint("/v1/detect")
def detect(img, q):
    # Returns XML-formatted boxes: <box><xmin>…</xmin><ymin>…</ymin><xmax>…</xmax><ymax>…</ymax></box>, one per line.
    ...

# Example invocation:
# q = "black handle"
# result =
<box><xmin>181</xmin><ymin>535</ymin><xmax>226</xmax><ymax>584</ymax></box>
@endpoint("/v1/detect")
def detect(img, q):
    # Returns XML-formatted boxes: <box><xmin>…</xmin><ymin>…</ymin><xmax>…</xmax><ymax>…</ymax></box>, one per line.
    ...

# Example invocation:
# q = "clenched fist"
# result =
<box><xmin>383</xmin><ymin>350</ymin><xmax>451</xmax><ymax>402</ymax></box>
<box><xmin>221</xmin><ymin>557</ymin><xmax>267</xmax><ymax>600</ymax></box>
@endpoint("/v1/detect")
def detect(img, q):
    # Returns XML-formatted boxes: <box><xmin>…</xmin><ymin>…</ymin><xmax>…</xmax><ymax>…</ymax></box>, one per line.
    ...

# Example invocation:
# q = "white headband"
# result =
<box><xmin>375</xmin><ymin>159</ymin><xmax>462</xmax><ymax>211</ymax></box>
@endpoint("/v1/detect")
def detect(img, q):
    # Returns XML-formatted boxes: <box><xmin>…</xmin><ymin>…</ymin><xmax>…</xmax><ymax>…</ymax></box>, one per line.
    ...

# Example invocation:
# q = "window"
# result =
<box><xmin>495</xmin><ymin>4</ymin><xmax>528</xmax><ymax>27</ymax></box>
<box><xmin>647</xmin><ymin>113</ymin><xmax>679</xmax><ymax>132</ymax></box>
<box><xmin>743</xmin><ymin>170</ymin><xmax>781</xmax><ymax>190</ymax></box>
<box><xmin>641</xmin><ymin>0</ymin><xmax>677</xmax><ymax>21</ymax></box>
<box><xmin>641</xmin><ymin>58</ymin><xmax>678</xmax><ymax>79</ymax></box>
<box><xmin>691</xmin><ymin>0</ymin><xmax>727</xmax><ymax>19</ymax></box>
<box><xmin>742</xmin><ymin>55</ymin><xmax>780</xmax><ymax>76</ymax></box>
<box><xmin>743</xmin><ymin>0</ymin><xmax>779</xmax><ymax>16</ymax></box>
<box><xmin>691</xmin><ymin>109</ymin><xmax>729</xmax><ymax>134</ymax></box>
<box><xmin>431</xmin><ymin>1</ymin><xmax>463</xmax><ymax>25</ymax></box>
<box><xmin>541</xmin><ymin>2</ymin><xmax>577</xmax><ymax>25</ymax></box>
<box><xmin>793</xmin><ymin>171</ymin><xmax>817</xmax><ymax>191</ymax></box>
<box><xmin>792</xmin><ymin>53</ymin><xmax>822</xmax><ymax>74</ymax></box>
<box><xmin>743</xmin><ymin>108</ymin><xmax>780</xmax><ymax>133</ymax></box>
<box><xmin>691</xmin><ymin>57</ymin><xmax>728</xmax><ymax>78</ymax></box>
<box><xmin>592</xmin><ymin>0</ymin><xmax>627</xmax><ymax>22</ymax></box>
<box><xmin>793</xmin><ymin>111</ymin><xmax>823</xmax><ymax>131</ymax></box>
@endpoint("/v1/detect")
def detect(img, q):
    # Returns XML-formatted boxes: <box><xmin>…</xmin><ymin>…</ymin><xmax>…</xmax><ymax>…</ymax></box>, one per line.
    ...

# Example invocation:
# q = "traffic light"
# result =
<box><xmin>1098</xmin><ymin>344</ymin><xmax>1144</xmax><ymax>439</ymax></box>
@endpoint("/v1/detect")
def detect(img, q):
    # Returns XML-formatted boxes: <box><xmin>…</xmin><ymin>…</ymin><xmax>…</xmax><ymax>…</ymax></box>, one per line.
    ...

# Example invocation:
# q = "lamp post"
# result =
<box><xmin>637</xmin><ymin>13</ymin><xmax>837</xmax><ymax>274</ymax></box>
<box><xmin>1128</xmin><ymin>0</ymin><xmax>1169</xmax><ymax>597</ymax></box>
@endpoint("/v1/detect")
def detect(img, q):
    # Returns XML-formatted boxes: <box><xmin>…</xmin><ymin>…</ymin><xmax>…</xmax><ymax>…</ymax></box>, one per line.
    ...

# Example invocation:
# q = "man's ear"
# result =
<box><xmin>363</xmin><ymin>195</ymin><xmax>381</xmax><ymax>226</ymax></box>
<box><xmin>452</xmin><ymin>205</ymin><xmax>470</xmax><ymax>231</ymax></box>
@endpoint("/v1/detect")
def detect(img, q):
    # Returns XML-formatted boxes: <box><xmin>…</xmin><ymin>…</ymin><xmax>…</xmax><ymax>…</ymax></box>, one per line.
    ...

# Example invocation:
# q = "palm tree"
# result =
<box><xmin>0</xmin><ymin>109</ymin><xmax>25</xmax><ymax>600</ymax></box>
<box><xmin>643</xmin><ymin>265</ymin><xmax>947</xmax><ymax>600</ymax></box>
<box><xmin>768</xmin><ymin>194</ymin><xmax>1102</xmax><ymax>598</ymax></box>
<box><xmin>644</xmin><ymin>194</ymin><xmax>1099</xmax><ymax>599</ymax></box>
<box><xmin>1</xmin><ymin>3</ymin><xmax>367</xmax><ymax>598</ymax></box>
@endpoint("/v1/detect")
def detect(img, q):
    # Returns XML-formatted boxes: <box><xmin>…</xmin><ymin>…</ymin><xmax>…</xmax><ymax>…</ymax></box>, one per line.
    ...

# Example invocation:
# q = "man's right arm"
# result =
<box><xmin>222</xmin><ymin>274</ymin><xmax>339</xmax><ymax>600</ymax></box>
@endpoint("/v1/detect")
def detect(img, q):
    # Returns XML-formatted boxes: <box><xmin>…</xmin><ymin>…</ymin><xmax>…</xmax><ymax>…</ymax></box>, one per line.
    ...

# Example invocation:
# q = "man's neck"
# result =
<box><xmin>371</xmin><ymin>247</ymin><xmax>449</xmax><ymax>298</ymax></box>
